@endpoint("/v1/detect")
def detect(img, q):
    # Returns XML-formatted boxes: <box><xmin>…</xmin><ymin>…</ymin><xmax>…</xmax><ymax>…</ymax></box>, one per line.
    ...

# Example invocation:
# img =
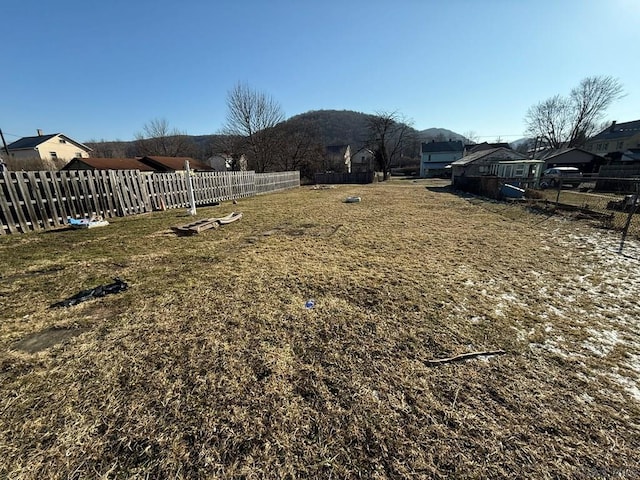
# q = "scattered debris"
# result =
<box><xmin>50</xmin><ymin>278</ymin><xmax>128</xmax><ymax>308</ymax></box>
<box><xmin>172</xmin><ymin>212</ymin><xmax>242</xmax><ymax>235</ymax></box>
<box><xmin>344</xmin><ymin>196</ymin><xmax>361</xmax><ymax>203</ymax></box>
<box><xmin>426</xmin><ymin>349</ymin><xmax>506</xmax><ymax>366</ymax></box>
<box><xmin>311</xmin><ymin>185</ymin><xmax>336</xmax><ymax>190</ymax></box>
<box><xmin>607</xmin><ymin>195</ymin><xmax>638</xmax><ymax>212</ymax></box>
<box><xmin>68</xmin><ymin>215</ymin><xmax>109</xmax><ymax>229</ymax></box>
<box><xmin>500</xmin><ymin>184</ymin><xmax>525</xmax><ymax>199</ymax></box>
<box><xmin>305</xmin><ymin>299</ymin><xmax>315</xmax><ymax>309</ymax></box>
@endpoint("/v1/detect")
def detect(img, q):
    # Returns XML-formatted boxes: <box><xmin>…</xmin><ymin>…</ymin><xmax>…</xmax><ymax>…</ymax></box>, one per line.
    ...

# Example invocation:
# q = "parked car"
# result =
<box><xmin>540</xmin><ymin>167</ymin><xmax>582</xmax><ymax>188</ymax></box>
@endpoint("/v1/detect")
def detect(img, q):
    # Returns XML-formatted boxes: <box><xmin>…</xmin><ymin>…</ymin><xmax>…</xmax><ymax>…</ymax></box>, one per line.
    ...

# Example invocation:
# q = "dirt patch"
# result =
<box><xmin>11</xmin><ymin>327</ymin><xmax>89</xmax><ymax>353</ymax></box>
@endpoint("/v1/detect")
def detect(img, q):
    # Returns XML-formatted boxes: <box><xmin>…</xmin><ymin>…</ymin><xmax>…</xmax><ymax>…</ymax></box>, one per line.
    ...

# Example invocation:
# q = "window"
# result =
<box><xmin>59</xmin><ymin>139</ymin><xmax>66</xmax><ymax>143</ymax></box>
<box><xmin>515</xmin><ymin>166</ymin><xmax>525</xmax><ymax>176</ymax></box>
<box><xmin>617</xmin><ymin>141</ymin><xmax>624</xmax><ymax>149</ymax></box>
<box><xmin>50</xmin><ymin>152</ymin><xmax>58</xmax><ymax>159</ymax></box>
<box><xmin>76</xmin><ymin>152</ymin><xmax>83</xmax><ymax>158</ymax></box>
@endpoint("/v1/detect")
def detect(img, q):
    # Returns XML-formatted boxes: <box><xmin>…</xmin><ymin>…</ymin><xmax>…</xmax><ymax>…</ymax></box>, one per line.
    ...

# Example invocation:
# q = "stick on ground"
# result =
<box><xmin>426</xmin><ymin>349</ymin><xmax>506</xmax><ymax>366</ymax></box>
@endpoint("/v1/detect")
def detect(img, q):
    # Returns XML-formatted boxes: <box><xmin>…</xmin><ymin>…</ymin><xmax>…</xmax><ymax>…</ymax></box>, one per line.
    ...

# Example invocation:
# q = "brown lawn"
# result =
<box><xmin>0</xmin><ymin>179</ymin><xmax>639</xmax><ymax>479</ymax></box>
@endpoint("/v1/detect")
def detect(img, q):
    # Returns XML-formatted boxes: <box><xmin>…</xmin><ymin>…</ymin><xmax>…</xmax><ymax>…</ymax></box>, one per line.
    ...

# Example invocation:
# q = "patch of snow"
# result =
<box><xmin>625</xmin><ymin>354</ymin><xmax>640</xmax><ymax>374</ymax></box>
<box><xmin>577</xmin><ymin>392</ymin><xmax>594</xmax><ymax>404</ymax></box>
<box><xmin>607</xmin><ymin>372</ymin><xmax>640</xmax><ymax>402</ymax></box>
<box><xmin>547</xmin><ymin>305</ymin><xmax>566</xmax><ymax>318</ymax></box>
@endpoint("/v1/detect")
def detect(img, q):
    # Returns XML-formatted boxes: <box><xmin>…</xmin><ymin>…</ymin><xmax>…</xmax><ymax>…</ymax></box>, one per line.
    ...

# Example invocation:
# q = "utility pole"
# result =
<box><xmin>0</xmin><ymin>129</ymin><xmax>9</xmax><ymax>155</ymax></box>
<box><xmin>0</xmin><ymin>129</ymin><xmax>8</xmax><ymax>171</ymax></box>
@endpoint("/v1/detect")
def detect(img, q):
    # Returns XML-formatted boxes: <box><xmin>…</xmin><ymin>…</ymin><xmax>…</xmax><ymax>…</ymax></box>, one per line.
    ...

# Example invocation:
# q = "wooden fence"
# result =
<box><xmin>0</xmin><ymin>170</ymin><xmax>299</xmax><ymax>235</ymax></box>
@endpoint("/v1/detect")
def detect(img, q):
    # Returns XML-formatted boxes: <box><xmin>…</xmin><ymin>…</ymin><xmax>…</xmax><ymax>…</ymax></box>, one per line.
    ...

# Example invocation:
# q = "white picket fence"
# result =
<box><xmin>0</xmin><ymin>170</ymin><xmax>300</xmax><ymax>234</ymax></box>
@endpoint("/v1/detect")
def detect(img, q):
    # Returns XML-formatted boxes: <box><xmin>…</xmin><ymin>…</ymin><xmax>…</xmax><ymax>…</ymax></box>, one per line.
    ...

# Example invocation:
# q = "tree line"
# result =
<box><xmin>87</xmin><ymin>75</ymin><xmax>626</xmax><ymax>179</ymax></box>
<box><xmin>86</xmin><ymin>83</ymin><xmax>422</xmax><ymax>180</ymax></box>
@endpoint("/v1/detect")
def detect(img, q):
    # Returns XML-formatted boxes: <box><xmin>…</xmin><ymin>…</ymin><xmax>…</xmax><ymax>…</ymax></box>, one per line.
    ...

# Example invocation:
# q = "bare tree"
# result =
<box><xmin>85</xmin><ymin>139</ymin><xmax>129</xmax><ymax>158</ymax></box>
<box><xmin>525</xmin><ymin>76</ymin><xmax>624</xmax><ymax>149</ymax></box>
<box><xmin>134</xmin><ymin>118</ymin><xmax>196</xmax><ymax>157</ymax></box>
<box><xmin>366</xmin><ymin>111</ymin><xmax>415</xmax><ymax>181</ymax></box>
<box><xmin>463</xmin><ymin>130</ymin><xmax>480</xmax><ymax>144</ymax></box>
<box><xmin>221</xmin><ymin>83</ymin><xmax>285</xmax><ymax>172</ymax></box>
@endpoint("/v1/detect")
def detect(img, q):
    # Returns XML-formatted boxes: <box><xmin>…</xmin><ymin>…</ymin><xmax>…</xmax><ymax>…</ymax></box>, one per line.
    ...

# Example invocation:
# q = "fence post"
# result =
<box><xmin>185</xmin><ymin>160</ymin><xmax>197</xmax><ymax>216</ymax></box>
<box><xmin>554</xmin><ymin>179</ymin><xmax>562</xmax><ymax>206</ymax></box>
<box><xmin>619</xmin><ymin>194</ymin><xmax>639</xmax><ymax>253</ymax></box>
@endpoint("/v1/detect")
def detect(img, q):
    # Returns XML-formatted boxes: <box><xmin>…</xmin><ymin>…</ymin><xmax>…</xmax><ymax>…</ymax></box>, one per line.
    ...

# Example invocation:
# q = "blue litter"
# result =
<box><xmin>305</xmin><ymin>299</ymin><xmax>315</xmax><ymax>309</ymax></box>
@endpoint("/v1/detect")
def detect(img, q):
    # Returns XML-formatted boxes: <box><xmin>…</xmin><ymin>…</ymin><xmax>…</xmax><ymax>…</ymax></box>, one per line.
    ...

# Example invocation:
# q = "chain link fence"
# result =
<box><xmin>525</xmin><ymin>175</ymin><xmax>640</xmax><ymax>251</ymax></box>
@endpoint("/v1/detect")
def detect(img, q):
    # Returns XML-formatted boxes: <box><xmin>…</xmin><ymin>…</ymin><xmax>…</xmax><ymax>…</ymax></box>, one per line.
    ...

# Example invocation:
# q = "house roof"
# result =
<box><xmin>7</xmin><ymin>134</ymin><xmax>58</xmax><ymax>150</ymax></box>
<box><xmin>421</xmin><ymin>140</ymin><xmax>464</xmax><ymax>153</ymax></box>
<box><xmin>451</xmin><ymin>147</ymin><xmax>527</xmax><ymax>166</ymax></box>
<box><xmin>141</xmin><ymin>156</ymin><xmax>213</xmax><ymax>171</ymax></box>
<box><xmin>589</xmin><ymin>120</ymin><xmax>640</xmax><ymax>142</ymax></box>
<box><xmin>535</xmin><ymin>147</ymin><xmax>605</xmax><ymax>162</ymax></box>
<box><xmin>7</xmin><ymin>133</ymin><xmax>92</xmax><ymax>152</ymax></box>
<box><xmin>466</xmin><ymin>142</ymin><xmax>511</xmax><ymax>154</ymax></box>
<box><xmin>62</xmin><ymin>157</ymin><xmax>156</xmax><ymax>171</ymax></box>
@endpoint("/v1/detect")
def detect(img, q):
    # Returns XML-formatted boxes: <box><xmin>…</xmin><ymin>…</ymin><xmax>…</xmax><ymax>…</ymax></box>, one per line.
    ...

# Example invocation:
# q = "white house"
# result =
<box><xmin>7</xmin><ymin>131</ymin><xmax>92</xmax><ymax>163</ymax></box>
<box><xmin>420</xmin><ymin>140</ymin><xmax>464</xmax><ymax>177</ymax></box>
<box><xmin>350</xmin><ymin>147</ymin><xmax>375</xmax><ymax>173</ymax></box>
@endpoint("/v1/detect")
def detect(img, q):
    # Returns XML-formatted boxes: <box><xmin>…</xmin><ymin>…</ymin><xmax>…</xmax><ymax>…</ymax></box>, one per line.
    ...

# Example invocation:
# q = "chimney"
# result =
<box><xmin>37</xmin><ymin>129</ymin><xmax>43</xmax><ymax>136</ymax></box>
<box><xmin>609</xmin><ymin>121</ymin><xmax>616</xmax><ymax>133</ymax></box>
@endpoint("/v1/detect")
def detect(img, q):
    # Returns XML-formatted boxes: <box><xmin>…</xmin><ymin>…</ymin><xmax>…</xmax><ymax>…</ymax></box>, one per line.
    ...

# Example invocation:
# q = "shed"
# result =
<box><xmin>62</xmin><ymin>157</ymin><xmax>155</xmax><ymax>171</ymax></box>
<box><xmin>536</xmin><ymin>147</ymin><xmax>605</xmax><ymax>173</ymax></box>
<box><xmin>451</xmin><ymin>147</ymin><xmax>542</xmax><ymax>197</ymax></box>
<box><xmin>140</xmin><ymin>156</ymin><xmax>213</xmax><ymax>172</ymax></box>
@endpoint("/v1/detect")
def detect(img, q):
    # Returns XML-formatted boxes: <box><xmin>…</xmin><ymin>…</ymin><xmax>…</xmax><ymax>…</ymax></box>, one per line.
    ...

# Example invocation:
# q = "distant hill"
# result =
<box><xmin>417</xmin><ymin>128</ymin><xmax>466</xmax><ymax>143</ymax></box>
<box><xmin>86</xmin><ymin>110</ymin><xmax>467</xmax><ymax>161</ymax></box>
<box><xmin>283</xmin><ymin>110</ymin><xmax>376</xmax><ymax>147</ymax></box>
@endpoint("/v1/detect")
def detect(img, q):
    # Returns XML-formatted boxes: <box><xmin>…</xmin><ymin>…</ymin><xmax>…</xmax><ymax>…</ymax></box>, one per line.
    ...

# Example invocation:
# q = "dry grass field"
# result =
<box><xmin>1</xmin><ymin>180</ymin><xmax>639</xmax><ymax>479</ymax></box>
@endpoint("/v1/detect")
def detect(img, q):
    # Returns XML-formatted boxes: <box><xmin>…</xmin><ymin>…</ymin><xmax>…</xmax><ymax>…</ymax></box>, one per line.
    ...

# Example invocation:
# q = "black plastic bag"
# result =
<box><xmin>50</xmin><ymin>278</ymin><xmax>128</xmax><ymax>308</ymax></box>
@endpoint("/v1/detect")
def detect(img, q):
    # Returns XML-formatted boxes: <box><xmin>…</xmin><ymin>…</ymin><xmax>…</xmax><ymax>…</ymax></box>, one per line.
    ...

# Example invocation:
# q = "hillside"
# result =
<box><xmin>417</xmin><ymin>128</ymin><xmax>466</xmax><ymax>142</ymax></box>
<box><xmin>282</xmin><ymin>110</ymin><xmax>376</xmax><ymax>147</ymax></box>
<box><xmin>285</xmin><ymin>110</ymin><xmax>467</xmax><ymax>147</ymax></box>
<box><xmin>86</xmin><ymin>110</ymin><xmax>466</xmax><ymax>160</ymax></box>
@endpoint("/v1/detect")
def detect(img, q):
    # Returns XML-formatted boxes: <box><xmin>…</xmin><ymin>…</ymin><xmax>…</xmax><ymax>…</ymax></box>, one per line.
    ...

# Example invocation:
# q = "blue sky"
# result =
<box><xmin>2</xmin><ymin>0</ymin><xmax>639</xmax><ymax>143</ymax></box>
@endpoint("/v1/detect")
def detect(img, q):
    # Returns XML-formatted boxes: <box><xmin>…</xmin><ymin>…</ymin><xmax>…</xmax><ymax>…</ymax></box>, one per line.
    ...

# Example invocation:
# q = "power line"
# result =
<box><xmin>1</xmin><ymin>132</ymin><xmax>25</xmax><ymax>138</ymax></box>
<box><xmin>473</xmin><ymin>134</ymin><xmax>526</xmax><ymax>139</ymax></box>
